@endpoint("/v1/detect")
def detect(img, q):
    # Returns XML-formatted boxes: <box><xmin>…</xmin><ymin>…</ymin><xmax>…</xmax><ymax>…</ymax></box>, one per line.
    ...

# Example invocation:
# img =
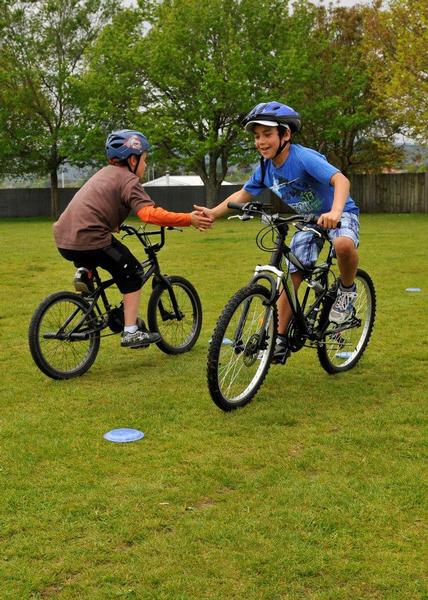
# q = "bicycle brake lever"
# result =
<box><xmin>228</xmin><ymin>214</ymin><xmax>253</xmax><ymax>221</ymax></box>
<box><xmin>300</xmin><ymin>224</ymin><xmax>323</xmax><ymax>238</ymax></box>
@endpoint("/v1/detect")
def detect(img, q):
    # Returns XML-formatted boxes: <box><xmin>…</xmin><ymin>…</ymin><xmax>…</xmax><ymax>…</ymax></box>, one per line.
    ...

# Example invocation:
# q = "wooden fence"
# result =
<box><xmin>349</xmin><ymin>172</ymin><xmax>427</xmax><ymax>213</ymax></box>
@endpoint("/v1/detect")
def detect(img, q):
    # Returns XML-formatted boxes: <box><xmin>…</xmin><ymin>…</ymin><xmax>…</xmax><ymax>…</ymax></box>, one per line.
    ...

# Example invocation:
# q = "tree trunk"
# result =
<box><xmin>50</xmin><ymin>170</ymin><xmax>59</xmax><ymax>219</ymax></box>
<box><xmin>205</xmin><ymin>181</ymin><xmax>220</xmax><ymax>209</ymax></box>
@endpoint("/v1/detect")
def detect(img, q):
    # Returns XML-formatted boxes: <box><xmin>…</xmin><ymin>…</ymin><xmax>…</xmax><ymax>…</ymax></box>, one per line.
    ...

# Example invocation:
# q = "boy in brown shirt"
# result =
<box><xmin>54</xmin><ymin>129</ymin><xmax>212</xmax><ymax>348</ymax></box>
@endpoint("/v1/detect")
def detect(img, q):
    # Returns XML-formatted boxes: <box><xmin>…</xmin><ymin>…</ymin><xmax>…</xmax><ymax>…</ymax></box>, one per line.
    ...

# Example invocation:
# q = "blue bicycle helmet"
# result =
<box><xmin>242</xmin><ymin>101</ymin><xmax>301</xmax><ymax>133</ymax></box>
<box><xmin>106</xmin><ymin>129</ymin><xmax>151</xmax><ymax>160</ymax></box>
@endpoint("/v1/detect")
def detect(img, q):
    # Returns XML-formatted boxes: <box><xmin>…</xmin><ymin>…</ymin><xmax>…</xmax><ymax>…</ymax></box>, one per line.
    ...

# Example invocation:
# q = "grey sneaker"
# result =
<box><xmin>121</xmin><ymin>330</ymin><xmax>161</xmax><ymax>348</ymax></box>
<box><xmin>329</xmin><ymin>285</ymin><xmax>357</xmax><ymax>325</ymax></box>
<box><xmin>272</xmin><ymin>335</ymin><xmax>290</xmax><ymax>365</ymax></box>
<box><xmin>73</xmin><ymin>267</ymin><xmax>94</xmax><ymax>294</ymax></box>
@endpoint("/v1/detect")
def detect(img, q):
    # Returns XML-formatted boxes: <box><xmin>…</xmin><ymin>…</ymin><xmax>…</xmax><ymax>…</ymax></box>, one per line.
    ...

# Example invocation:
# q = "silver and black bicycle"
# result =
<box><xmin>29</xmin><ymin>224</ymin><xmax>202</xmax><ymax>380</ymax></box>
<box><xmin>207</xmin><ymin>201</ymin><xmax>376</xmax><ymax>411</ymax></box>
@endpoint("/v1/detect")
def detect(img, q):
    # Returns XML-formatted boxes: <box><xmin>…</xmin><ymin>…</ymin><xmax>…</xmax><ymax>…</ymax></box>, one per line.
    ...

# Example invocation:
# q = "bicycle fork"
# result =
<box><xmin>230</xmin><ymin>265</ymin><xmax>283</xmax><ymax>357</ymax></box>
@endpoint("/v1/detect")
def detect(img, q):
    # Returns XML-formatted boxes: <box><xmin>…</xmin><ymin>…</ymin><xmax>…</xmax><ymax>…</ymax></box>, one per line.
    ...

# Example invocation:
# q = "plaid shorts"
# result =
<box><xmin>288</xmin><ymin>212</ymin><xmax>360</xmax><ymax>273</ymax></box>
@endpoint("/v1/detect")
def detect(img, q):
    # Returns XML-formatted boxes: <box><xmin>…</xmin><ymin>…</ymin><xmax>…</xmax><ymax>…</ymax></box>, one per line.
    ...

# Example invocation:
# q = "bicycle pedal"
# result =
<box><xmin>271</xmin><ymin>351</ymin><xmax>290</xmax><ymax>365</ymax></box>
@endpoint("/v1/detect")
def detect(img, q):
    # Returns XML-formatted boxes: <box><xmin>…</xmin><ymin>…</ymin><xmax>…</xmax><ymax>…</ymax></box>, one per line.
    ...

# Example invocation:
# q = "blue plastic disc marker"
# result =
<box><xmin>405</xmin><ymin>288</ymin><xmax>422</xmax><ymax>292</ymax></box>
<box><xmin>103</xmin><ymin>428</ymin><xmax>144</xmax><ymax>443</ymax></box>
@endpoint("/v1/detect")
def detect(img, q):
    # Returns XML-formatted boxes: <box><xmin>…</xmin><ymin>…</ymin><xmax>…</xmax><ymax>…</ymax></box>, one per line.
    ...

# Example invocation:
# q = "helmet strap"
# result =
<box><xmin>258</xmin><ymin>157</ymin><xmax>267</xmax><ymax>185</ymax></box>
<box><xmin>127</xmin><ymin>154</ymin><xmax>141</xmax><ymax>174</ymax></box>
<box><xmin>257</xmin><ymin>127</ymin><xmax>291</xmax><ymax>185</ymax></box>
<box><xmin>274</xmin><ymin>127</ymin><xmax>291</xmax><ymax>158</ymax></box>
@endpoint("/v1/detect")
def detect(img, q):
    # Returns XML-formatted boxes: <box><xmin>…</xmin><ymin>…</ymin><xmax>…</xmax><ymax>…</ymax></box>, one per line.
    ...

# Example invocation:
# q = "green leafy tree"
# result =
<box><xmin>140</xmin><ymin>0</ymin><xmax>297</xmax><ymax>206</ymax></box>
<box><xmin>81</xmin><ymin>0</ymin><xmax>294</xmax><ymax>207</ymax></box>
<box><xmin>0</xmin><ymin>0</ymin><xmax>117</xmax><ymax>218</ymax></box>
<box><xmin>364</xmin><ymin>0</ymin><xmax>428</xmax><ymax>144</ymax></box>
<box><xmin>73</xmin><ymin>8</ymin><xmax>148</xmax><ymax>166</ymax></box>
<box><xmin>276</xmin><ymin>3</ymin><xmax>401</xmax><ymax>174</ymax></box>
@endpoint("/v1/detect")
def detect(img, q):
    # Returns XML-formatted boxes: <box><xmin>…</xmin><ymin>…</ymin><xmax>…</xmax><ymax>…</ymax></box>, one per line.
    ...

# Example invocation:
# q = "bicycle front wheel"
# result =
<box><xmin>207</xmin><ymin>284</ymin><xmax>277</xmax><ymax>411</ymax></box>
<box><xmin>317</xmin><ymin>269</ymin><xmax>376</xmax><ymax>373</ymax></box>
<box><xmin>147</xmin><ymin>275</ymin><xmax>202</xmax><ymax>354</ymax></box>
<box><xmin>29</xmin><ymin>291</ymin><xmax>100</xmax><ymax>380</ymax></box>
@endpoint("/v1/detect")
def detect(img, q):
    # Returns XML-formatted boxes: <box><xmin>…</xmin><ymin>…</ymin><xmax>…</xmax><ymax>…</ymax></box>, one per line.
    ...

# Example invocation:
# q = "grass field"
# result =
<box><xmin>0</xmin><ymin>214</ymin><xmax>427</xmax><ymax>599</ymax></box>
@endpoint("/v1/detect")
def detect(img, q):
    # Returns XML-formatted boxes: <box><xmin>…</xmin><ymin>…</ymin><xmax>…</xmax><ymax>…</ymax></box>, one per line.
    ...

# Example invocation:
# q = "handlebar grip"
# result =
<box><xmin>227</xmin><ymin>201</ymin><xmax>245</xmax><ymax>211</ymax></box>
<box><xmin>304</xmin><ymin>215</ymin><xmax>342</xmax><ymax>229</ymax></box>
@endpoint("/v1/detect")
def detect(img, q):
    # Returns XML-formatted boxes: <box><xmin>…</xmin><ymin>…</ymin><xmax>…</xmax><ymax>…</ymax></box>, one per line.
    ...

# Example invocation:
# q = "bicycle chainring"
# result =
<box><xmin>286</xmin><ymin>318</ymin><xmax>305</xmax><ymax>352</ymax></box>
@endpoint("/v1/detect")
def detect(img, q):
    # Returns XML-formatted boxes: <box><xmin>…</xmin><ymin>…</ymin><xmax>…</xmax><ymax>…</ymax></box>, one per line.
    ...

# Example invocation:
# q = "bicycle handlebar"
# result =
<box><xmin>226</xmin><ymin>201</ymin><xmax>340</xmax><ymax>232</ymax></box>
<box><xmin>119</xmin><ymin>223</ymin><xmax>182</xmax><ymax>252</ymax></box>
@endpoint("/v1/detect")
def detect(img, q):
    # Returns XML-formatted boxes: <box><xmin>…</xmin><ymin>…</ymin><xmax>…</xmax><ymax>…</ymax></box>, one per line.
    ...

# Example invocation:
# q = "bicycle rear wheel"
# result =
<box><xmin>207</xmin><ymin>284</ymin><xmax>277</xmax><ymax>411</ymax></box>
<box><xmin>29</xmin><ymin>291</ymin><xmax>100</xmax><ymax>380</ymax></box>
<box><xmin>317</xmin><ymin>269</ymin><xmax>376</xmax><ymax>373</ymax></box>
<box><xmin>147</xmin><ymin>275</ymin><xmax>202</xmax><ymax>354</ymax></box>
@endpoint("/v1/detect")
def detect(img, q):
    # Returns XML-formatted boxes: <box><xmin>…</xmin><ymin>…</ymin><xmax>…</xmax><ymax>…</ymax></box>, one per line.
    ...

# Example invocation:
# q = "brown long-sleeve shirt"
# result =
<box><xmin>53</xmin><ymin>165</ymin><xmax>191</xmax><ymax>250</ymax></box>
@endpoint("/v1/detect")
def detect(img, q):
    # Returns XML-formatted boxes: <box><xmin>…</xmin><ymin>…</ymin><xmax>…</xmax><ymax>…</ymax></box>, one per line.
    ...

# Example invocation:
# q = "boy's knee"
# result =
<box><xmin>334</xmin><ymin>236</ymin><xmax>357</xmax><ymax>257</ymax></box>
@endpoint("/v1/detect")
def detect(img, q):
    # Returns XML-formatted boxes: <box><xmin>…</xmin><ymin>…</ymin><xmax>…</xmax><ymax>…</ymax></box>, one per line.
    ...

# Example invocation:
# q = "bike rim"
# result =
<box><xmin>217</xmin><ymin>294</ymin><xmax>274</xmax><ymax>403</ymax></box>
<box><xmin>323</xmin><ymin>275</ymin><xmax>372</xmax><ymax>367</ymax></box>
<box><xmin>37</xmin><ymin>298</ymin><xmax>97</xmax><ymax>375</ymax></box>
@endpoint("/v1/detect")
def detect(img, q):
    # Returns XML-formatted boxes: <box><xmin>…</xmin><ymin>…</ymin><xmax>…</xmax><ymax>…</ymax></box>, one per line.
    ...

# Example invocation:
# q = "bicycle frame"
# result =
<box><xmin>249</xmin><ymin>220</ymin><xmax>329</xmax><ymax>334</ymax></box>
<box><xmin>51</xmin><ymin>225</ymin><xmax>185</xmax><ymax>341</ymax></box>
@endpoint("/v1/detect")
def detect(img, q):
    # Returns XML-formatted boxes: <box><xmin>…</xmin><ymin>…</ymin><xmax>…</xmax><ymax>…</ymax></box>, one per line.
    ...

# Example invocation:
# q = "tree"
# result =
<box><xmin>275</xmin><ymin>3</ymin><xmax>401</xmax><ymax>174</ymax></box>
<box><xmin>364</xmin><ymin>0</ymin><xmax>428</xmax><ymax>144</ymax></box>
<box><xmin>0</xmin><ymin>0</ymin><xmax>117</xmax><ymax>218</ymax></box>
<box><xmin>73</xmin><ymin>8</ymin><xmax>148</xmax><ymax>166</ymax></box>
<box><xmin>83</xmin><ymin>0</ymin><xmax>294</xmax><ymax>207</ymax></box>
<box><xmin>141</xmin><ymin>0</ymin><xmax>297</xmax><ymax>206</ymax></box>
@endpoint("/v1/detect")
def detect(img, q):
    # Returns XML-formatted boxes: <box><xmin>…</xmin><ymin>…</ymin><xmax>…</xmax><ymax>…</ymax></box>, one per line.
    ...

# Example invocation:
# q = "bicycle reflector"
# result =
<box><xmin>103</xmin><ymin>428</ymin><xmax>145</xmax><ymax>443</ymax></box>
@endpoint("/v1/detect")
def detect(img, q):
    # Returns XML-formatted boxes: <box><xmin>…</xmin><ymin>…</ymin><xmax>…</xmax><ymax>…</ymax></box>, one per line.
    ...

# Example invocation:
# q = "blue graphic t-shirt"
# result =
<box><xmin>243</xmin><ymin>144</ymin><xmax>359</xmax><ymax>216</ymax></box>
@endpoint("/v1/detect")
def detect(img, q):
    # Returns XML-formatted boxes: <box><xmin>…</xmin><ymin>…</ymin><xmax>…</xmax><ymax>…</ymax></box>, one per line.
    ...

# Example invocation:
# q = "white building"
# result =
<box><xmin>144</xmin><ymin>174</ymin><xmax>233</xmax><ymax>186</ymax></box>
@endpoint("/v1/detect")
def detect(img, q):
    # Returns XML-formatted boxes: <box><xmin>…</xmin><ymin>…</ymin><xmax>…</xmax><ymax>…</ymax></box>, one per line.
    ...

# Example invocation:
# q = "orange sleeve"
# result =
<box><xmin>137</xmin><ymin>205</ymin><xmax>192</xmax><ymax>227</ymax></box>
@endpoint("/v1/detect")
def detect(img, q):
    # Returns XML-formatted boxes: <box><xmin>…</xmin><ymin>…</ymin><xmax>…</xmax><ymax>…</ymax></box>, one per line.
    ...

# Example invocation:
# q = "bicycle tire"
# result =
<box><xmin>317</xmin><ymin>269</ymin><xmax>376</xmax><ymax>373</ymax></box>
<box><xmin>29</xmin><ymin>291</ymin><xmax>100</xmax><ymax>380</ymax></box>
<box><xmin>207</xmin><ymin>284</ymin><xmax>277</xmax><ymax>411</ymax></box>
<box><xmin>147</xmin><ymin>275</ymin><xmax>202</xmax><ymax>354</ymax></box>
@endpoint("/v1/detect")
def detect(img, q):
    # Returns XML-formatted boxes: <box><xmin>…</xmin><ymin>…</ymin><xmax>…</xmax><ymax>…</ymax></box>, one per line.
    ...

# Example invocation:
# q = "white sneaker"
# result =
<box><xmin>121</xmin><ymin>330</ymin><xmax>161</xmax><ymax>348</ymax></box>
<box><xmin>329</xmin><ymin>286</ymin><xmax>357</xmax><ymax>325</ymax></box>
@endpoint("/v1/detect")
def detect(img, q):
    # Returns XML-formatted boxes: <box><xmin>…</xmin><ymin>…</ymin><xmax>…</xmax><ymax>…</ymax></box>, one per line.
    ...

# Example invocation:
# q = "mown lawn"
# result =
<box><xmin>0</xmin><ymin>214</ymin><xmax>427</xmax><ymax>599</ymax></box>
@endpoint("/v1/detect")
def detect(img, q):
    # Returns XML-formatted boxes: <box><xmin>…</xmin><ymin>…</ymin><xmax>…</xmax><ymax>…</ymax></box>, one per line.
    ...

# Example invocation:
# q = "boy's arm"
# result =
<box><xmin>194</xmin><ymin>188</ymin><xmax>254</xmax><ymax>221</ymax></box>
<box><xmin>137</xmin><ymin>205</ymin><xmax>212</xmax><ymax>230</ymax></box>
<box><xmin>317</xmin><ymin>172</ymin><xmax>350</xmax><ymax>229</ymax></box>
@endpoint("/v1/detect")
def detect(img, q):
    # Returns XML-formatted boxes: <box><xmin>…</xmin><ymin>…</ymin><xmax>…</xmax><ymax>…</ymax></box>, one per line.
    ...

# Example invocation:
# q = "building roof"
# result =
<box><xmin>144</xmin><ymin>175</ymin><xmax>233</xmax><ymax>187</ymax></box>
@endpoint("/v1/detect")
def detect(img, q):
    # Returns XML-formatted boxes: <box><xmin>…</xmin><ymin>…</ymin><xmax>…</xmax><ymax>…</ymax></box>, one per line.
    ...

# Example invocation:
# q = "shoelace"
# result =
<box><xmin>334</xmin><ymin>289</ymin><xmax>357</xmax><ymax>311</ymax></box>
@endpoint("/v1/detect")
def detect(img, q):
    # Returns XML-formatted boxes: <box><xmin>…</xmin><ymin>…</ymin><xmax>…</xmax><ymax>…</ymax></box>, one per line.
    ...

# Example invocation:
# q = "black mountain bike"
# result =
<box><xmin>29</xmin><ymin>224</ymin><xmax>202</xmax><ymax>380</ymax></box>
<box><xmin>207</xmin><ymin>201</ymin><xmax>376</xmax><ymax>411</ymax></box>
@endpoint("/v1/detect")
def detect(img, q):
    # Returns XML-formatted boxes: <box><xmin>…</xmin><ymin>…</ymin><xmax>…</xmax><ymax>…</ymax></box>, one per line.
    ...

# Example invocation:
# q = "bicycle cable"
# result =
<box><xmin>256</xmin><ymin>222</ymin><xmax>279</xmax><ymax>252</ymax></box>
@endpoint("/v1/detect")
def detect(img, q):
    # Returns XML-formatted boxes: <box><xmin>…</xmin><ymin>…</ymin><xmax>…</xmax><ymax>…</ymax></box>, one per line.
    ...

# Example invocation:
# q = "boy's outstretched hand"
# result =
<box><xmin>190</xmin><ymin>208</ymin><xmax>213</xmax><ymax>231</ymax></box>
<box><xmin>193</xmin><ymin>205</ymin><xmax>215</xmax><ymax>222</ymax></box>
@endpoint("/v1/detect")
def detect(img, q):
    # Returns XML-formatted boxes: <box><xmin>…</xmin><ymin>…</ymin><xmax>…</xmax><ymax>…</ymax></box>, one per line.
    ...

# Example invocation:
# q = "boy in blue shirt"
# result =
<box><xmin>196</xmin><ymin>101</ymin><xmax>360</xmax><ymax>363</ymax></box>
